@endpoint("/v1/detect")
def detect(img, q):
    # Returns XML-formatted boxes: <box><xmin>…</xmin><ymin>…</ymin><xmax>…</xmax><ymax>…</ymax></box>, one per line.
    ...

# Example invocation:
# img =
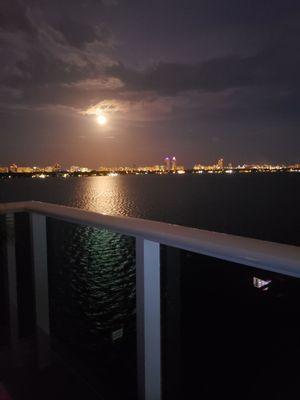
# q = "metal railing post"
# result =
<box><xmin>163</xmin><ymin>247</ymin><xmax>181</xmax><ymax>399</ymax></box>
<box><xmin>136</xmin><ymin>238</ymin><xmax>161</xmax><ymax>400</ymax></box>
<box><xmin>5</xmin><ymin>213</ymin><xmax>20</xmax><ymax>366</ymax></box>
<box><xmin>30</xmin><ymin>213</ymin><xmax>50</xmax><ymax>368</ymax></box>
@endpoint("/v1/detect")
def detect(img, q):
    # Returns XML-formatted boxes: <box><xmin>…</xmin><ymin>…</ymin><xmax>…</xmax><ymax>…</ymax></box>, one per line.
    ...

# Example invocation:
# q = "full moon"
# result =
<box><xmin>97</xmin><ymin>115</ymin><xmax>107</xmax><ymax>126</ymax></box>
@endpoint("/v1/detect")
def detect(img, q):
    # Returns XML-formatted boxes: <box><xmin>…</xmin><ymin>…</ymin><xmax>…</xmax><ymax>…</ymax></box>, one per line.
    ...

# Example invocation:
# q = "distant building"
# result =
<box><xmin>32</xmin><ymin>166</ymin><xmax>43</xmax><ymax>173</ymax></box>
<box><xmin>193</xmin><ymin>163</ymin><xmax>203</xmax><ymax>171</ymax></box>
<box><xmin>53</xmin><ymin>163</ymin><xmax>61</xmax><ymax>172</ymax></box>
<box><xmin>217</xmin><ymin>158</ymin><xmax>224</xmax><ymax>169</ymax></box>
<box><xmin>153</xmin><ymin>165</ymin><xmax>165</xmax><ymax>172</ymax></box>
<box><xmin>69</xmin><ymin>166</ymin><xmax>80</xmax><ymax>173</ymax></box>
<box><xmin>44</xmin><ymin>166</ymin><xmax>54</xmax><ymax>173</ymax></box>
<box><xmin>288</xmin><ymin>163</ymin><xmax>300</xmax><ymax>169</ymax></box>
<box><xmin>98</xmin><ymin>166</ymin><xmax>112</xmax><ymax>172</ymax></box>
<box><xmin>69</xmin><ymin>166</ymin><xmax>91</xmax><ymax>173</ymax></box>
<box><xmin>164</xmin><ymin>157</ymin><xmax>170</xmax><ymax>171</ymax></box>
<box><xmin>171</xmin><ymin>156</ymin><xmax>177</xmax><ymax>171</ymax></box>
<box><xmin>0</xmin><ymin>167</ymin><xmax>8</xmax><ymax>173</ymax></box>
<box><xmin>194</xmin><ymin>158</ymin><xmax>224</xmax><ymax>171</ymax></box>
<box><xmin>16</xmin><ymin>167</ymin><xmax>34</xmax><ymax>173</ymax></box>
<box><xmin>98</xmin><ymin>166</ymin><xmax>132</xmax><ymax>173</ymax></box>
<box><xmin>9</xmin><ymin>164</ymin><xmax>18</xmax><ymax>173</ymax></box>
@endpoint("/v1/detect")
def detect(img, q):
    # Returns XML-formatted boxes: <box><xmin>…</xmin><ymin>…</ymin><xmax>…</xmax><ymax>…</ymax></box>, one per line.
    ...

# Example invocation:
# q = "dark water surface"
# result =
<box><xmin>1</xmin><ymin>173</ymin><xmax>300</xmax><ymax>244</ymax></box>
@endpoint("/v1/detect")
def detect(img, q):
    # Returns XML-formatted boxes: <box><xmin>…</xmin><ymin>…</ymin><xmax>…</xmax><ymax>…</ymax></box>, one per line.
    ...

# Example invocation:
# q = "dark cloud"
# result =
<box><xmin>0</xmin><ymin>0</ymin><xmax>34</xmax><ymax>34</ymax></box>
<box><xmin>109</xmin><ymin>37</ymin><xmax>300</xmax><ymax>95</ymax></box>
<box><xmin>109</xmin><ymin>57</ymin><xmax>257</xmax><ymax>95</ymax></box>
<box><xmin>58</xmin><ymin>19</ymin><xmax>110</xmax><ymax>48</ymax></box>
<box><xmin>0</xmin><ymin>0</ymin><xmax>116</xmax><ymax>106</ymax></box>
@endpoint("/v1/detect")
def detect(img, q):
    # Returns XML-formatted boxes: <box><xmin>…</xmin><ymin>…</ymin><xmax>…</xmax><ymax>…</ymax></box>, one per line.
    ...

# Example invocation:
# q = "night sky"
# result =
<box><xmin>1</xmin><ymin>0</ymin><xmax>300</xmax><ymax>168</ymax></box>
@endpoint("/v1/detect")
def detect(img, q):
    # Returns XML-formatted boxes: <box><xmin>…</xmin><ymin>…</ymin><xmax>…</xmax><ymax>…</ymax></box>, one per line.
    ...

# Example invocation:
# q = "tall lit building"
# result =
<box><xmin>164</xmin><ymin>157</ymin><xmax>170</xmax><ymax>171</ymax></box>
<box><xmin>53</xmin><ymin>163</ymin><xmax>61</xmax><ymax>172</ymax></box>
<box><xmin>9</xmin><ymin>164</ymin><xmax>18</xmax><ymax>173</ymax></box>
<box><xmin>171</xmin><ymin>156</ymin><xmax>177</xmax><ymax>171</ymax></box>
<box><xmin>217</xmin><ymin>158</ymin><xmax>224</xmax><ymax>169</ymax></box>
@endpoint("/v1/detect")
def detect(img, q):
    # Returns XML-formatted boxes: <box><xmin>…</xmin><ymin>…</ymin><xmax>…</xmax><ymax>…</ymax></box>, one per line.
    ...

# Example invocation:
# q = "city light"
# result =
<box><xmin>1</xmin><ymin>157</ymin><xmax>300</xmax><ymax>178</ymax></box>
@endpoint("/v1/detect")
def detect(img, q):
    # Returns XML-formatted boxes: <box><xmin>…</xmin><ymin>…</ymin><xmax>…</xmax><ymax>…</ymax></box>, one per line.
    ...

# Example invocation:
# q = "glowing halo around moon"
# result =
<box><xmin>97</xmin><ymin>114</ymin><xmax>107</xmax><ymax>126</ymax></box>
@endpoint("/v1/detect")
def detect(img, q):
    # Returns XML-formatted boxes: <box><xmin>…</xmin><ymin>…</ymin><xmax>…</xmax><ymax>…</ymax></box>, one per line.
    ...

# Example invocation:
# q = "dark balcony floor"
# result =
<box><xmin>0</xmin><ymin>340</ymin><xmax>105</xmax><ymax>400</ymax></box>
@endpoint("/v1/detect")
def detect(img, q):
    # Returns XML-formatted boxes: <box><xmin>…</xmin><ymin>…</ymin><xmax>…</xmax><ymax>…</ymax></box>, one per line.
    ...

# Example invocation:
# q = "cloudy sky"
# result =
<box><xmin>1</xmin><ymin>0</ymin><xmax>300</xmax><ymax>167</ymax></box>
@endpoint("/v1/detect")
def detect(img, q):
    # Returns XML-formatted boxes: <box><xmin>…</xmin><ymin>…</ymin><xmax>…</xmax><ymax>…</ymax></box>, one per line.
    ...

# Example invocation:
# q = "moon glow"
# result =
<box><xmin>97</xmin><ymin>115</ymin><xmax>107</xmax><ymax>126</ymax></box>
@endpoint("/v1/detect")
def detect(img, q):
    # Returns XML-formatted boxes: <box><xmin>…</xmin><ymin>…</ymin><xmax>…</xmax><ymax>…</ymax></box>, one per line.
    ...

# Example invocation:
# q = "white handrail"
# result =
<box><xmin>1</xmin><ymin>200</ymin><xmax>300</xmax><ymax>277</ymax></box>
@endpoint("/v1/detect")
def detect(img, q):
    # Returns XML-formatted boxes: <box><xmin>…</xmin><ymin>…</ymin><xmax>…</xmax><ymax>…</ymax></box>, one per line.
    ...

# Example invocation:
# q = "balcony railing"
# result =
<box><xmin>1</xmin><ymin>200</ymin><xmax>300</xmax><ymax>400</ymax></box>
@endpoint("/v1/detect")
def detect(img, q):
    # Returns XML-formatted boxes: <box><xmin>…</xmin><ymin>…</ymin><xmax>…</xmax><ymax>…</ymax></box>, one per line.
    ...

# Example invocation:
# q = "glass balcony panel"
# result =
<box><xmin>15</xmin><ymin>213</ymin><xmax>35</xmax><ymax>339</ymax></box>
<box><xmin>47</xmin><ymin>218</ymin><xmax>137</xmax><ymax>399</ymax></box>
<box><xmin>0</xmin><ymin>214</ymin><xmax>8</xmax><ymax>346</ymax></box>
<box><xmin>161</xmin><ymin>246</ymin><xmax>300</xmax><ymax>400</ymax></box>
<box><xmin>0</xmin><ymin>215</ymin><xmax>137</xmax><ymax>400</ymax></box>
<box><xmin>0</xmin><ymin>213</ymin><xmax>34</xmax><ymax>347</ymax></box>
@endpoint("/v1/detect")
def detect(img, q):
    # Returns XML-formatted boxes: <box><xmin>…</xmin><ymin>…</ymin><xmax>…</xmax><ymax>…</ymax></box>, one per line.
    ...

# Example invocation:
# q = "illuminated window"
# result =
<box><xmin>253</xmin><ymin>277</ymin><xmax>271</xmax><ymax>291</ymax></box>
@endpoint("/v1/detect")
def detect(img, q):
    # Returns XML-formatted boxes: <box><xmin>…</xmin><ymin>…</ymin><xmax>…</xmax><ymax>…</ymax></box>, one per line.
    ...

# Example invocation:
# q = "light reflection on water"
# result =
<box><xmin>46</xmin><ymin>218</ymin><xmax>137</xmax><ymax>397</ymax></box>
<box><xmin>47</xmin><ymin>222</ymin><xmax>136</xmax><ymax>346</ymax></box>
<box><xmin>69</xmin><ymin>176</ymin><xmax>140</xmax><ymax>216</ymax></box>
<box><xmin>44</xmin><ymin>178</ymin><xmax>138</xmax><ymax>368</ymax></box>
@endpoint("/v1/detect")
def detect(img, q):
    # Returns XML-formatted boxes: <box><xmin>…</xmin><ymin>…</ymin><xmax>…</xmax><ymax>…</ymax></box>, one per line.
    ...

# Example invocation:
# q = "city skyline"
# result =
<box><xmin>1</xmin><ymin>156</ymin><xmax>300</xmax><ymax>173</ymax></box>
<box><xmin>1</xmin><ymin>1</ymin><xmax>300</xmax><ymax>166</ymax></box>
